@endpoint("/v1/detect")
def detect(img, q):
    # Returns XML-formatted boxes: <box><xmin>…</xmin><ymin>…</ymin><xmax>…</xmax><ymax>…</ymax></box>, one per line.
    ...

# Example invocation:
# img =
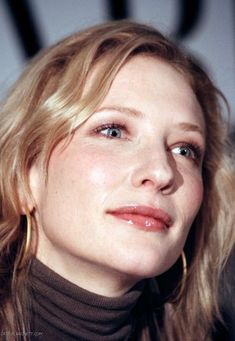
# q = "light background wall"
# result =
<box><xmin>0</xmin><ymin>0</ymin><xmax>234</xmax><ymax>123</ymax></box>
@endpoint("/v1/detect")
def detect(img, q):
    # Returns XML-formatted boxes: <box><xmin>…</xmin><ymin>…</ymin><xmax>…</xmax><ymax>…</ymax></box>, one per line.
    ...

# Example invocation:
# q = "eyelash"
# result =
<box><xmin>94</xmin><ymin>123</ymin><xmax>127</xmax><ymax>139</ymax></box>
<box><xmin>172</xmin><ymin>143</ymin><xmax>202</xmax><ymax>163</ymax></box>
<box><xmin>94</xmin><ymin>123</ymin><xmax>203</xmax><ymax>162</ymax></box>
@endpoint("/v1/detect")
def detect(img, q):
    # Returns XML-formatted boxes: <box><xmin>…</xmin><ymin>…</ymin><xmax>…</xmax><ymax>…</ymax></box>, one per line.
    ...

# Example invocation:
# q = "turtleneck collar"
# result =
<box><xmin>29</xmin><ymin>258</ymin><xmax>145</xmax><ymax>341</ymax></box>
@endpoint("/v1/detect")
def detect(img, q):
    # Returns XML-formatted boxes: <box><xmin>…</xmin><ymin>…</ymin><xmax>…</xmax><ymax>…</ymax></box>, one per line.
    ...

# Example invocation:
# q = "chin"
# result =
<box><xmin>126</xmin><ymin>263</ymin><xmax>170</xmax><ymax>280</ymax></box>
<box><xmin>112</xmin><ymin>249</ymin><xmax>174</xmax><ymax>280</ymax></box>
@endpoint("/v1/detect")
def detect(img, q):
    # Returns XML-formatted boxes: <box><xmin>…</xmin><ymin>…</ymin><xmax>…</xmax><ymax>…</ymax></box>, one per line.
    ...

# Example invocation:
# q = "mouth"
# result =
<box><xmin>107</xmin><ymin>205</ymin><xmax>172</xmax><ymax>232</ymax></box>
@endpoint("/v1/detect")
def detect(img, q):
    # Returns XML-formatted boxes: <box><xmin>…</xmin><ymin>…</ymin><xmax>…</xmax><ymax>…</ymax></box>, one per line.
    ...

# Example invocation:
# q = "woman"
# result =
<box><xmin>0</xmin><ymin>21</ymin><xmax>234</xmax><ymax>341</ymax></box>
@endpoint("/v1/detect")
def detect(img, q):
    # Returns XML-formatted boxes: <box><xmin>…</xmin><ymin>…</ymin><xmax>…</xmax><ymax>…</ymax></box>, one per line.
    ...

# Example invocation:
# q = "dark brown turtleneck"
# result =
<box><xmin>29</xmin><ymin>258</ymin><xmax>145</xmax><ymax>341</ymax></box>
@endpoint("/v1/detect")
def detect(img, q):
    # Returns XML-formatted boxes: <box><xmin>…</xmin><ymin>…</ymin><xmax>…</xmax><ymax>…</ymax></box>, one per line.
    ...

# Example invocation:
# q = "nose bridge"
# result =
<box><xmin>131</xmin><ymin>141</ymin><xmax>174</xmax><ymax>190</ymax></box>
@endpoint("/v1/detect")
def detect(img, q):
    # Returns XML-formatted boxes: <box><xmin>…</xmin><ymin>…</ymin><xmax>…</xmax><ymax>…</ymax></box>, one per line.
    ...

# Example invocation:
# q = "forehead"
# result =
<box><xmin>97</xmin><ymin>55</ymin><xmax>205</xmax><ymax>132</ymax></box>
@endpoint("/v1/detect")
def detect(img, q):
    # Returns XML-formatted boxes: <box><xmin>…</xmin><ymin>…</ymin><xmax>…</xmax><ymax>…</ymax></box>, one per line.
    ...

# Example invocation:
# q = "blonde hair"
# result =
<box><xmin>0</xmin><ymin>20</ymin><xmax>234</xmax><ymax>340</ymax></box>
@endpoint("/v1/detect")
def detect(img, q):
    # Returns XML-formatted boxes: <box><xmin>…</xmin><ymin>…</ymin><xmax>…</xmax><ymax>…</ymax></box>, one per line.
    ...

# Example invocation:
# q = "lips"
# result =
<box><xmin>107</xmin><ymin>206</ymin><xmax>172</xmax><ymax>232</ymax></box>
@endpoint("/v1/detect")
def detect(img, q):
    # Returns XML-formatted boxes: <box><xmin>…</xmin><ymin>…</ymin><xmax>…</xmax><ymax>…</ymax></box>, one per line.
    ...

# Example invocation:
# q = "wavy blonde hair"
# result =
<box><xmin>0</xmin><ymin>21</ymin><xmax>234</xmax><ymax>340</ymax></box>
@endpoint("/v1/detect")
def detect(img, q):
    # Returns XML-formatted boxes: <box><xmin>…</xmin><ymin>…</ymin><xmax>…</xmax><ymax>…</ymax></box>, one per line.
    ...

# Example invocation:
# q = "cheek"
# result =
<box><xmin>190</xmin><ymin>176</ymin><xmax>203</xmax><ymax>209</ymax></box>
<box><xmin>181</xmin><ymin>174</ymin><xmax>204</xmax><ymax>226</ymax></box>
<box><xmin>38</xmin><ymin>147</ymin><xmax>119</xmax><ymax>237</ymax></box>
<box><xmin>84</xmin><ymin>162</ymin><xmax>111</xmax><ymax>188</ymax></box>
<box><xmin>51</xmin><ymin>146</ymin><xmax>121</xmax><ymax>199</ymax></box>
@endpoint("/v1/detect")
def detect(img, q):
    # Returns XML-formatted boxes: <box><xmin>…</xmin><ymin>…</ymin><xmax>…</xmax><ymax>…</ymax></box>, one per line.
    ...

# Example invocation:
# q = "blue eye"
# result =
<box><xmin>96</xmin><ymin>124</ymin><xmax>125</xmax><ymax>138</ymax></box>
<box><xmin>172</xmin><ymin>145</ymin><xmax>200</xmax><ymax>161</ymax></box>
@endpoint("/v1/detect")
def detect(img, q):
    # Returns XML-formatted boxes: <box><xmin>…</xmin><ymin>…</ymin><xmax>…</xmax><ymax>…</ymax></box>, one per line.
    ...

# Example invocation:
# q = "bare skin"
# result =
<box><xmin>29</xmin><ymin>56</ymin><xmax>205</xmax><ymax>297</ymax></box>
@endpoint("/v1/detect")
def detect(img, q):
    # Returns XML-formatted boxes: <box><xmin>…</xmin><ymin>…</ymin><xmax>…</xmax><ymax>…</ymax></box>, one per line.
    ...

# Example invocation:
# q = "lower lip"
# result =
<box><xmin>109</xmin><ymin>213</ymin><xmax>168</xmax><ymax>232</ymax></box>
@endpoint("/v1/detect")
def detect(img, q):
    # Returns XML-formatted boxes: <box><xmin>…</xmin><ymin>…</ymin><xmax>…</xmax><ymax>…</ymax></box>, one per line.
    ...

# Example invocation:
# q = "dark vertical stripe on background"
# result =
<box><xmin>3</xmin><ymin>0</ymin><xmax>43</xmax><ymax>59</ymax></box>
<box><xmin>175</xmin><ymin>0</ymin><xmax>203</xmax><ymax>39</ymax></box>
<box><xmin>106</xmin><ymin>0</ymin><xmax>130</xmax><ymax>20</ymax></box>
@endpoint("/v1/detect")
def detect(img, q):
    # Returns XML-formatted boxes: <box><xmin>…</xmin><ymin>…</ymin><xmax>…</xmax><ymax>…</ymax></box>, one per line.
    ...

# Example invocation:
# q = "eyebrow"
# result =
<box><xmin>175</xmin><ymin>122</ymin><xmax>205</xmax><ymax>136</ymax></box>
<box><xmin>97</xmin><ymin>105</ymin><xmax>204</xmax><ymax>136</ymax></box>
<box><xmin>97</xmin><ymin>105</ymin><xmax>144</xmax><ymax>118</ymax></box>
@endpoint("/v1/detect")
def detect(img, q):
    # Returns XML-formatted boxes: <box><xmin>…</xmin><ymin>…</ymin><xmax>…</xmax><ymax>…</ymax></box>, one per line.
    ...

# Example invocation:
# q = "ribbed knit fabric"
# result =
<box><xmin>29</xmin><ymin>258</ymin><xmax>144</xmax><ymax>341</ymax></box>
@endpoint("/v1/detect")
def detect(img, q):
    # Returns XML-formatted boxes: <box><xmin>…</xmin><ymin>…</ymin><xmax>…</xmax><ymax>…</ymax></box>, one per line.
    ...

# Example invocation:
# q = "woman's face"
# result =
<box><xmin>30</xmin><ymin>56</ymin><xmax>205</xmax><ymax>295</ymax></box>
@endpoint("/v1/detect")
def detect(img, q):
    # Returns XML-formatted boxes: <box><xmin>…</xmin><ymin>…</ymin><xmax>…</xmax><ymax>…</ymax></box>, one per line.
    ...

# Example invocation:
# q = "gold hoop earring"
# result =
<box><xmin>178</xmin><ymin>250</ymin><xmax>187</xmax><ymax>297</ymax></box>
<box><xmin>19</xmin><ymin>211</ymin><xmax>32</xmax><ymax>269</ymax></box>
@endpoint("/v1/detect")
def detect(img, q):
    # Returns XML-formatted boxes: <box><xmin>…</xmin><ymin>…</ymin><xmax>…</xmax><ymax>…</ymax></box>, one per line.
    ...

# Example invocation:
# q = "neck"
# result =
<box><xmin>29</xmin><ymin>258</ymin><xmax>145</xmax><ymax>341</ymax></box>
<box><xmin>36</xmin><ymin>251</ymin><xmax>140</xmax><ymax>297</ymax></box>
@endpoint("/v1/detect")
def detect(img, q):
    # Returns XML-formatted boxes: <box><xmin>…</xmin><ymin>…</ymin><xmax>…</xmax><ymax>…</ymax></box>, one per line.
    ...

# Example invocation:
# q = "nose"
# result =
<box><xmin>131</xmin><ymin>147</ymin><xmax>175</xmax><ymax>193</ymax></box>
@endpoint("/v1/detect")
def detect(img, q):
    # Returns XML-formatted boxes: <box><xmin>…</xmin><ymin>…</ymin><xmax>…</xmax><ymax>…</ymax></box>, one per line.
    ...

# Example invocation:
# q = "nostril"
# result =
<box><xmin>131</xmin><ymin>154</ymin><xmax>175</xmax><ymax>191</ymax></box>
<box><xmin>142</xmin><ymin>179</ymin><xmax>155</xmax><ymax>187</ymax></box>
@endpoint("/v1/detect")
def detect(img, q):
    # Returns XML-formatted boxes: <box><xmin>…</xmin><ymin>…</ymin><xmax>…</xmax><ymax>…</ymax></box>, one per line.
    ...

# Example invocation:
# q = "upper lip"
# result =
<box><xmin>107</xmin><ymin>205</ymin><xmax>173</xmax><ymax>227</ymax></box>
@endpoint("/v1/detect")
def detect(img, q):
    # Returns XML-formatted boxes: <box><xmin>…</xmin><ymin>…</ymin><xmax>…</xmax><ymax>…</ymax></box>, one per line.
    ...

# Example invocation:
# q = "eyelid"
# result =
<box><xmin>171</xmin><ymin>142</ymin><xmax>204</xmax><ymax>162</ymax></box>
<box><xmin>93</xmin><ymin>122</ymin><xmax>129</xmax><ymax>139</ymax></box>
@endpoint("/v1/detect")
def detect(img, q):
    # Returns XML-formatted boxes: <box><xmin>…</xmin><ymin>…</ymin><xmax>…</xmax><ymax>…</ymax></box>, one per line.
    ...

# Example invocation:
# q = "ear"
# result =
<box><xmin>20</xmin><ymin>162</ymin><xmax>42</xmax><ymax>214</ymax></box>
